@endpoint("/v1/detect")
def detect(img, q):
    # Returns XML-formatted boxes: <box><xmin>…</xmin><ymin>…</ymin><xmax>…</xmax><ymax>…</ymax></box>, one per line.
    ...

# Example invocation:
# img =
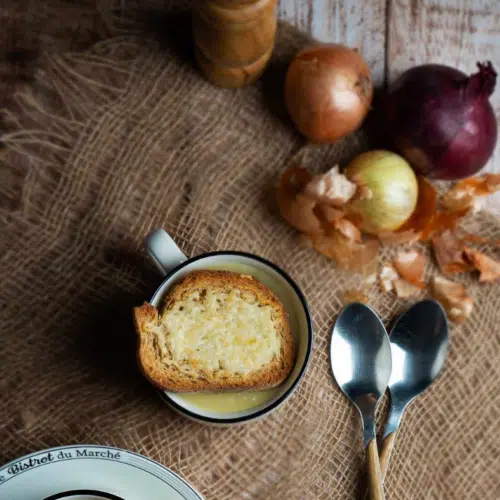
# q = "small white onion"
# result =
<box><xmin>345</xmin><ymin>150</ymin><xmax>418</xmax><ymax>234</ymax></box>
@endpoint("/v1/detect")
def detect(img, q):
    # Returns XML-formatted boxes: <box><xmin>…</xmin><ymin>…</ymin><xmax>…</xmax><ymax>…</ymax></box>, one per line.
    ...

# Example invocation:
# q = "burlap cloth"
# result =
<box><xmin>1</xmin><ymin>2</ymin><xmax>500</xmax><ymax>499</ymax></box>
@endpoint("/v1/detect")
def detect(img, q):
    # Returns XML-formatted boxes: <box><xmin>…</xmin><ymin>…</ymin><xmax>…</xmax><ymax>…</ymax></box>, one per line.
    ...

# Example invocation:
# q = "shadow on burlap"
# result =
<box><xmin>1</xmin><ymin>1</ymin><xmax>500</xmax><ymax>499</ymax></box>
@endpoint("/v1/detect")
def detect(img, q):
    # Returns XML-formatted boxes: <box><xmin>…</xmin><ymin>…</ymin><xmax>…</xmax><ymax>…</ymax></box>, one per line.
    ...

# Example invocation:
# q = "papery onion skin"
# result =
<box><xmin>345</xmin><ymin>150</ymin><xmax>418</xmax><ymax>234</ymax></box>
<box><xmin>385</xmin><ymin>62</ymin><xmax>497</xmax><ymax>180</ymax></box>
<box><xmin>285</xmin><ymin>44</ymin><xmax>373</xmax><ymax>143</ymax></box>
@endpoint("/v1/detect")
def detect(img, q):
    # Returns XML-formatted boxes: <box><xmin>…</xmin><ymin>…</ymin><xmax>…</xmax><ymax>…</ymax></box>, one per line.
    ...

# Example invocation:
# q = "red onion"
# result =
<box><xmin>385</xmin><ymin>62</ymin><xmax>497</xmax><ymax>180</ymax></box>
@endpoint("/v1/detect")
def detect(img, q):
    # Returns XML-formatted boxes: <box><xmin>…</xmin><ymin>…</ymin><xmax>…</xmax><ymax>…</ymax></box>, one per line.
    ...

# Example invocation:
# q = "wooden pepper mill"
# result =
<box><xmin>193</xmin><ymin>0</ymin><xmax>278</xmax><ymax>88</ymax></box>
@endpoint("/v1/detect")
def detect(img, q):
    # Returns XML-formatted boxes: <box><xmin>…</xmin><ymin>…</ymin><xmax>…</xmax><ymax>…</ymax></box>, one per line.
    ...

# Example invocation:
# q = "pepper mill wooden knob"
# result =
<box><xmin>193</xmin><ymin>0</ymin><xmax>278</xmax><ymax>88</ymax></box>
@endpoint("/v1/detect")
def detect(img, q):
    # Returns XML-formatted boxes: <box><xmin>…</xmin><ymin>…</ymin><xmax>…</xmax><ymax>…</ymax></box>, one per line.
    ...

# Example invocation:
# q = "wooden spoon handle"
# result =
<box><xmin>367</xmin><ymin>438</ymin><xmax>385</xmax><ymax>500</ymax></box>
<box><xmin>379</xmin><ymin>432</ymin><xmax>397</xmax><ymax>479</ymax></box>
<box><xmin>361</xmin><ymin>432</ymin><xmax>397</xmax><ymax>500</ymax></box>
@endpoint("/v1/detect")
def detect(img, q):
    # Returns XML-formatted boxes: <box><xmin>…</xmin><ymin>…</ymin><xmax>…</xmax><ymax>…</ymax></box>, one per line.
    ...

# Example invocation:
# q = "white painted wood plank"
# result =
<box><xmin>277</xmin><ymin>0</ymin><xmax>387</xmax><ymax>85</ymax></box>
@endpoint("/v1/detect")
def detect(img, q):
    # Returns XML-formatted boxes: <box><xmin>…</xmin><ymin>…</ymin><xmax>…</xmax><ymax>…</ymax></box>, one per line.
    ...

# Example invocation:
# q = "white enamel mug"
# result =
<box><xmin>144</xmin><ymin>229</ymin><xmax>313</xmax><ymax>424</ymax></box>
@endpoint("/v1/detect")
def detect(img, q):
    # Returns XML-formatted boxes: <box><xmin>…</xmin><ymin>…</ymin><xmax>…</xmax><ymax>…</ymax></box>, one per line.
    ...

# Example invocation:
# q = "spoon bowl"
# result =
<box><xmin>331</xmin><ymin>302</ymin><xmax>392</xmax><ymax>500</ymax></box>
<box><xmin>380</xmin><ymin>299</ymin><xmax>449</xmax><ymax>477</ymax></box>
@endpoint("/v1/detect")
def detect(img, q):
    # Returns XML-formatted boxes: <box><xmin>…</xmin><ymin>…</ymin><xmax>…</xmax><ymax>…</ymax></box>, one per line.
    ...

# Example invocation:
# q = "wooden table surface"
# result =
<box><xmin>278</xmin><ymin>0</ymin><xmax>500</xmax><ymax>211</ymax></box>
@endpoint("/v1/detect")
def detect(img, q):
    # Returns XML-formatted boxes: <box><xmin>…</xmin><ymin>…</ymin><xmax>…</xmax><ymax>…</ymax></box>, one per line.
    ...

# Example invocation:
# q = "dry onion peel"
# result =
<box><xmin>364</xmin><ymin>273</ymin><xmax>377</xmax><ymax>286</ymax></box>
<box><xmin>309</xmin><ymin>230</ymin><xmax>379</xmax><ymax>276</ymax></box>
<box><xmin>393</xmin><ymin>250</ymin><xmax>426</xmax><ymax>288</ymax></box>
<box><xmin>460</xmin><ymin>233</ymin><xmax>490</xmax><ymax>245</ymax></box>
<box><xmin>386</xmin><ymin>176</ymin><xmax>473</xmax><ymax>242</ymax></box>
<box><xmin>426</xmin><ymin>207</ymin><xmax>471</xmax><ymax>239</ymax></box>
<box><xmin>463</xmin><ymin>248</ymin><xmax>500</xmax><ymax>282</ymax></box>
<box><xmin>380</xmin><ymin>264</ymin><xmax>399</xmax><ymax>293</ymax></box>
<box><xmin>333</xmin><ymin>218</ymin><xmax>362</xmax><ymax>242</ymax></box>
<box><xmin>479</xmin><ymin>173</ymin><xmax>500</xmax><ymax>193</ymax></box>
<box><xmin>460</xmin><ymin>233</ymin><xmax>500</xmax><ymax>247</ymax></box>
<box><xmin>277</xmin><ymin>164</ymin><xmax>380</xmax><ymax>276</ymax></box>
<box><xmin>277</xmin><ymin>166</ymin><xmax>359</xmax><ymax>235</ymax></box>
<box><xmin>380</xmin><ymin>255</ymin><xmax>425</xmax><ymax>298</ymax></box>
<box><xmin>393</xmin><ymin>279</ymin><xmax>422</xmax><ymax>298</ymax></box>
<box><xmin>378</xmin><ymin>229</ymin><xmax>421</xmax><ymax>245</ymax></box>
<box><xmin>396</xmin><ymin>176</ymin><xmax>437</xmax><ymax>240</ymax></box>
<box><xmin>431</xmin><ymin>231</ymin><xmax>473</xmax><ymax>275</ymax></box>
<box><xmin>431</xmin><ymin>276</ymin><xmax>473</xmax><ymax>324</ymax></box>
<box><xmin>309</xmin><ymin>230</ymin><xmax>353</xmax><ymax>266</ymax></box>
<box><xmin>277</xmin><ymin>188</ymin><xmax>322</xmax><ymax>235</ymax></box>
<box><xmin>316</xmin><ymin>205</ymin><xmax>344</xmax><ymax>224</ymax></box>
<box><xmin>279</xmin><ymin>166</ymin><xmax>311</xmax><ymax>193</ymax></box>
<box><xmin>276</xmin><ymin>167</ymin><xmax>323</xmax><ymax>234</ymax></box>
<box><xmin>343</xmin><ymin>289</ymin><xmax>369</xmax><ymax>305</ymax></box>
<box><xmin>442</xmin><ymin>173</ymin><xmax>500</xmax><ymax>211</ymax></box>
<box><xmin>304</xmin><ymin>166</ymin><xmax>357</xmax><ymax>206</ymax></box>
<box><xmin>351</xmin><ymin>238</ymin><xmax>380</xmax><ymax>276</ymax></box>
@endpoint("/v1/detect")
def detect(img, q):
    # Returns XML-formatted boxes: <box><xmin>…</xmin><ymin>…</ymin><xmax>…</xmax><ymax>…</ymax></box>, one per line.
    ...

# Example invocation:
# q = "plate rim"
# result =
<box><xmin>0</xmin><ymin>444</ymin><xmax>204</xmax><ymax>500</ymax></box>
<box><xmin>44</xmin><ymin>489</ymin><xmax>125</xmax><ymax>500</ymax></box>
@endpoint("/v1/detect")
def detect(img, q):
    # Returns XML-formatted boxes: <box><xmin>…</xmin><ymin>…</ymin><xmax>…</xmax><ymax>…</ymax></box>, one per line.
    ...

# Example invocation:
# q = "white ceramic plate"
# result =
<box><xmin>0</xmin><ymin>445</ymin><xmax>204</xmax><ymax>500</ymax></box>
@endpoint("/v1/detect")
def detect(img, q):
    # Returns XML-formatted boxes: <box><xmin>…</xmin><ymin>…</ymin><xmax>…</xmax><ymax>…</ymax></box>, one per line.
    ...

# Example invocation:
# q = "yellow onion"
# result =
<box><xmin>345</xmin><ymin>150</ymin><xmax>418</xmax><ymax>234</ymax></box>
<box><xmin>285</xmin><ymin>44</ymin><xmax>373</xmax><ymax>143</ymax></box>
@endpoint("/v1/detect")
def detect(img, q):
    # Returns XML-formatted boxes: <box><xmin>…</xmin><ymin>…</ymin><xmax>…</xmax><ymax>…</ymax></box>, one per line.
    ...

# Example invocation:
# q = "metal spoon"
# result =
<box><xmin>380</xmin><ymin>299</ymin><xmax>449</xmax><ymax>479</ymax></box>
<box><xmin>331</xmin><ymin>303</ymin><xmax>392</xmax><ymax>500</ymax></box>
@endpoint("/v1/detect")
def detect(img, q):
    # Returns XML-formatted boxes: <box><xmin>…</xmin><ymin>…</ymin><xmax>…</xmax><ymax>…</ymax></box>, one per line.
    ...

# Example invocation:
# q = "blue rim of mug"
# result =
<box><xmin>150</xmin><ymin>251</ymin><xmax>314</xmax><ymax>424</ymax></box>
<box><xmin>44</xmin><ymin>490</ymin><xmax>124</xmax><ymax>500</ymax></box>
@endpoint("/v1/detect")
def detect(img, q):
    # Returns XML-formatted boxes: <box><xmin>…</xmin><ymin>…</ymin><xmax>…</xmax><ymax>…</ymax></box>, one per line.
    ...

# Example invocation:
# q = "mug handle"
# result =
<box><xmin>145</xmin><ymin>229</ymin><xmax>187</xmax><ymax>276</ymax></box>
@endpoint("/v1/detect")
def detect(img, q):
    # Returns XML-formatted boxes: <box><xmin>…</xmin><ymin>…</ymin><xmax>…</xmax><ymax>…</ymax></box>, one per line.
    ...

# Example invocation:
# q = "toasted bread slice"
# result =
<box><xmin>134</xmin><ymin>270</ymin><xmax>295</xmax><ymax>392</ymax></box>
